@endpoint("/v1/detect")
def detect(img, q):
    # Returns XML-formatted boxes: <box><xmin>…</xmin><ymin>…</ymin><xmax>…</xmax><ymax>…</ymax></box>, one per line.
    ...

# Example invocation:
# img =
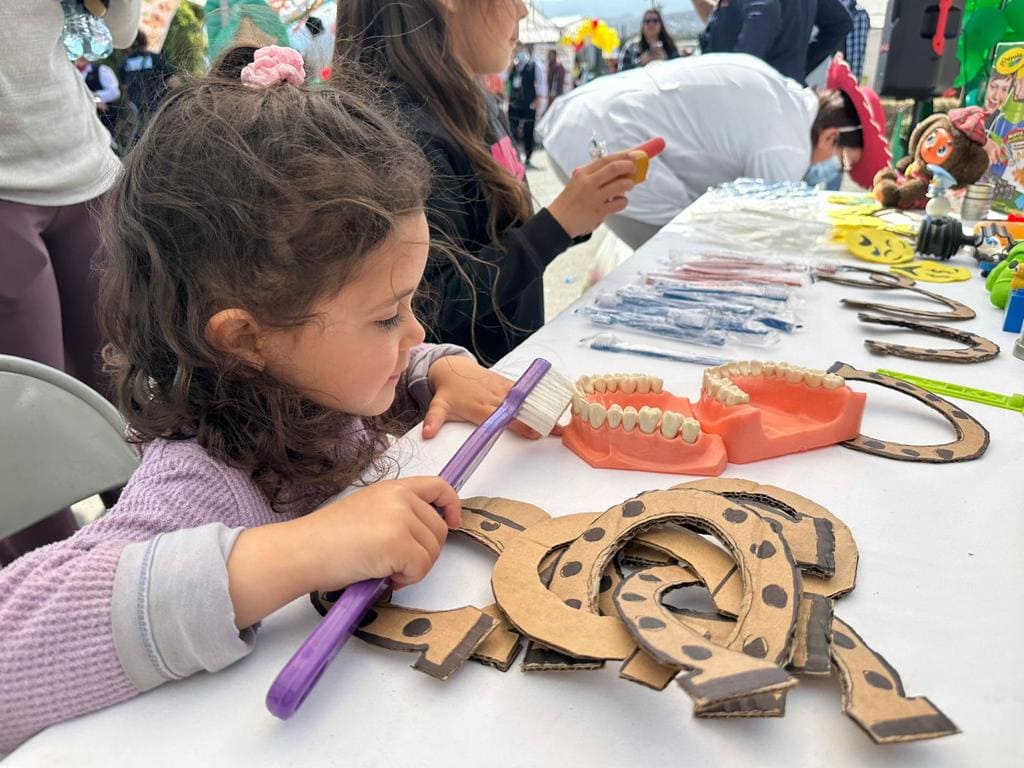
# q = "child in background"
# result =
<box><xmin>335</xmin><ymin>0</ymin><xmax>646</xmax><ymax>364</ymax></box>
<box><xmin>0</xmin><ymin>47</ymin><xmax>530</xmax><ymax>753</ymax></box>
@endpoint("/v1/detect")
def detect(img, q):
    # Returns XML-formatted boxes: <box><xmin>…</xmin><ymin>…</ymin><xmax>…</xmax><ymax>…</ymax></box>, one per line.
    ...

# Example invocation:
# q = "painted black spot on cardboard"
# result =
<box><xmin>762</xmin><ymin>585</ymin><xmax>789</xmax><ymax>608</ymax></box>
<box><xmin>402</xmin><ymin>618</ymin><xmax>432</xmax><ymax>637</ymax></box>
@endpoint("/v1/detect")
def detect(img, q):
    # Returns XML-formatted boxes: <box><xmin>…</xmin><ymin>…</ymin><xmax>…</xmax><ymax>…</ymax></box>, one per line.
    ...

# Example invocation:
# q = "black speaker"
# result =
<box><xmin>876</xmin><ymin>0</ymin><xmax>965</xmax><ymax>98</ymax></box>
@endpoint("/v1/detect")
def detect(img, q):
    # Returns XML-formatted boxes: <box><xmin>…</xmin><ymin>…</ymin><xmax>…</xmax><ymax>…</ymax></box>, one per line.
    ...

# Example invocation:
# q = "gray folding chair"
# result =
<box><xmin>0</xmin><ymin>355</ymin><xmax>139</xmax><ymax>542</ymax></box>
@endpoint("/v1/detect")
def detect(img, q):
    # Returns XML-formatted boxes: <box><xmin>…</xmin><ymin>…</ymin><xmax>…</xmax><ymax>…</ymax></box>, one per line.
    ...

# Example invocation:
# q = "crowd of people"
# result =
<box><xmin>0</xmin><ymin>0</ymin><xmax>890</xmax><ymax>754</ymax></box>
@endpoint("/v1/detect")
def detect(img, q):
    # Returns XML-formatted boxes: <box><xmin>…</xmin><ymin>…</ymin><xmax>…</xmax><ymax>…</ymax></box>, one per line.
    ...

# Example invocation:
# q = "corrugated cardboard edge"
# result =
<box><xmin>614</xmin><ymin>565</ymin><xmax>797</xmax><ymax>711</ymax></box>
<box><xmin>470</xmin><ymin>604</ymin><xmax>523</xmax><ymax>671</ymax></box>
<box><xmin>858</xmin><ymin>312</ymin><xmax>1000</xmax><ymax>362</ymax></box>
<box><xmin>673</xmin><ymin>478</ymin><xmax>858</xmax><ymax>598</ymax></box>
<box><xmin>789</xmin><ymin>594</ymin><xmax>834</xmax><ymax>675</ymax></box>
<box><xmin>674</xmin><ymin>479</ymin><xmax>838</xmax><ymax>579</ymax></box>
<box><xmin>353</xmin><ymin>604</ymin><xmax>496</xmax><ymax>681</ymax></box>
<box><xmin>831</xmin><ymin>616</ymin><xmax>959</xmax><ymax>743</ymax></box>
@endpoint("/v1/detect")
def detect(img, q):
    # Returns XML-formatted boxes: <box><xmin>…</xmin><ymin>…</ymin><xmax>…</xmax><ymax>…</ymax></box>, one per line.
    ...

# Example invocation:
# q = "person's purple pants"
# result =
<box><xmin>0</xmin><ymin>196</ymin><xmax>105</xmax><ymax>392</ymax></box>
<box><xmin>0</xmin><ymin>196</ymin><xmax>107</xmax><ymax>564</ymax></box>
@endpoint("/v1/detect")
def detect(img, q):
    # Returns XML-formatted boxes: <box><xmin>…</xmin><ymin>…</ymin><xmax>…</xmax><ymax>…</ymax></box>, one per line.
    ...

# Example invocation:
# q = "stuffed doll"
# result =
<box><xmin>873</xmin><ymin>107</ymin><xmax>991</xmax><ymax>210</ymax></box>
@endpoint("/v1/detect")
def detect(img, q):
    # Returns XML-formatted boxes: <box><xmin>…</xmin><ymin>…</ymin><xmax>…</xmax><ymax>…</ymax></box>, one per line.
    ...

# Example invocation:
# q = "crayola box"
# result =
<box><xmin>982</xmin><ymin>43</ymin><xmax>1024</xmax><ymax>214</ymax></box>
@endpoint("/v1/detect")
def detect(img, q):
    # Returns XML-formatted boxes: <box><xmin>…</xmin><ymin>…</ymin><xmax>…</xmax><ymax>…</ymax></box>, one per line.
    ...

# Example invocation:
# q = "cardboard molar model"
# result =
<box><xmin>562</xmin><ymin>362</ymin><xmax>866</xmax><ymax>474</ymax></box>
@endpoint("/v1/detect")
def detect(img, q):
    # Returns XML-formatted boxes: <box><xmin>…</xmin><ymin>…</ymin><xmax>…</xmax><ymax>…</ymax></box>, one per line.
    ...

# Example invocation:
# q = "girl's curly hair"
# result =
<box><xmin>98</xmin><ymin>68</ymin><xmax>430</xmax><ymax>511</ymax></box>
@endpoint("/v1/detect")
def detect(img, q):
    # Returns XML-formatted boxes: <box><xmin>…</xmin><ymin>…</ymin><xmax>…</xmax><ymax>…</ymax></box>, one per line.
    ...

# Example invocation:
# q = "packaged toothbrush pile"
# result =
<box><xmin>678</xmin><ymin>178</ymin><xmax>831</xmax><ymax>254</ymax></box>
<box><xmin>579</xmin><ymin>253</ymin><xmax>837</xmax><ymax>349</ymax></box>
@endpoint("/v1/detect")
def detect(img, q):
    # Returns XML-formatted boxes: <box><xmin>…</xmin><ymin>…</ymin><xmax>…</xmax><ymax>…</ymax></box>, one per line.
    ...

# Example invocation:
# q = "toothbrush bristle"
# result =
<box><xmin>516</xmin><ymin>368</ymin><xmax>574</xmax><ymax>436</ymax></box>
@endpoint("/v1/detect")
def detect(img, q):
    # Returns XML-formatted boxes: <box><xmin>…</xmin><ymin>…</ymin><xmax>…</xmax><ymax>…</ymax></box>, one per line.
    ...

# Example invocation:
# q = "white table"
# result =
<box><xmin>10</xmin><ymin>207</ymin><xmax>1023</xmax><ymax>767</ymax></box>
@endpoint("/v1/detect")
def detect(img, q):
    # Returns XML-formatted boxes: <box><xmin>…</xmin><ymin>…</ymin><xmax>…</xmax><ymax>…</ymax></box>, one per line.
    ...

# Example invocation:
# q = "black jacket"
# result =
<box><xmin>699</xmin><ymin>0</ymin><xmax>852</xmax><ymax>84</ymax></box>
<box><xmin>394</xmin><ymin>87</ymin><xmax>574</xmax><ymax>365</ymax></box>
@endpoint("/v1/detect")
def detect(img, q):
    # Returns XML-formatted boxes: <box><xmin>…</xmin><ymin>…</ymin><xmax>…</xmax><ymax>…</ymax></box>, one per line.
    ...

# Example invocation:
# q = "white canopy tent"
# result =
<box><xmin>520</xmin><ymin>2</ymin><xmax>564</xmax><ymax>45</ymax></box>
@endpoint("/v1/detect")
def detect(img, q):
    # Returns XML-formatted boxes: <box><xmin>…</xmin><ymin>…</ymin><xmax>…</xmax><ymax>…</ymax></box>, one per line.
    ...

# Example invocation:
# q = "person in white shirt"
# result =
<box><xmin>75</xmin><ymin>57</ymin><xmax>121</xmax><ymax>132</ymax></box>
<box><xmin>537</xmin><ymin>53</ymin><xmax>889</xmax><ymax>247</ymax></box>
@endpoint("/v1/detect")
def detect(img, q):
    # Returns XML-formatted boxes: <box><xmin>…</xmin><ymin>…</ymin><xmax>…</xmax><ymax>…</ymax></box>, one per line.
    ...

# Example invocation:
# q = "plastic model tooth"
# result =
<box><xmin>571</xmin><ymin>397</ymin><xmax>587</xmax><ymax>417</ymax></box>
<box><xmin>636</xmin><ymin>375</ymin><xmax>651</xmax><ymax>394</ymax></box>
<box><xmin>725</xmin><ymin>390</ymin><xmax>745</xmax><ymax>407</ymax></box>
<box><xmin>638</xmin><ymin>406</ymin><xmax>662</xmax><ymax>434</ymax></box>
<box><xmin>588</xmin><ymin>402</ymin><xmax>606</xmax><ymax>428</ymax></box>
<box><xmin>593</xmin><ymin>376</ymin><xmax>607</xmax><ymax>393</ymax></box>
<box><xmin>650</xmin><ymin>377</ymin><xmax>663</xmax><ymax>394</ymax></box>
<box><xmin>785</xmin><ymin>367</ymin><xmax>804</xmax><ymax>385</ymax></box>
<box><xmin>749</xmin><ymin>360</ymin><xmax>763</xmax><ymax>375</ymax></box>
<box><xmin>578</xmin><ymin>375</ymin><xmax>594</xmax><ymax>394</ymax></box>
<box><xmin>606</xmin><ymin>403</ymin><xmax>623</xmax><ymax>429</ymax></box>
<box><xmin>805</xmin><ymin>371</ymin><xmax>823</xmax><ymax>388</ymax></box>
<box><xmin>823</xmin><ymin>373</ymin><xmax>844</xmax><ymax>390</ymax></box>
<box><xmin>605</xmin><ymin>375</ymin><xmax>620</xmax><ymax>393</ymax></box>
<box><xmin>680</xmin><ymin>418</ymin><xmax>700</xmax><ymax>444</ymax></box>
<box><xmin>618</xmin><ymin>375</ymin><xmax>637</xmax><ymax>394</ymax></box>
<box><xmin>621</xmin><ymin>406</ymin><xmax>638</xmax><ymax>432</ymax></box>
<box><xmin>661</xmin><ymin>411</ymin><xmax>684</xmax><ymax>439</ymax></box>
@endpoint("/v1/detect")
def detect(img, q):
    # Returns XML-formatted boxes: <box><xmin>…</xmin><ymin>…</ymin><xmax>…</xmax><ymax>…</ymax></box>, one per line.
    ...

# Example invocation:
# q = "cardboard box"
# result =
<box><xmin>981</xmin><ymin>43</ymin><xmax>1024</xmax><ymax>214</ymax></box>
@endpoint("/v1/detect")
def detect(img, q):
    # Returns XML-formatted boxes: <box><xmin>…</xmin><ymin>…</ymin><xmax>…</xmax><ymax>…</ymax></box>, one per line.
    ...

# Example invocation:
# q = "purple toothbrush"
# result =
<box><xmin>266</xmin><ymin>358</ymin><xmax>573</xmax><ymax>719</ymax></box>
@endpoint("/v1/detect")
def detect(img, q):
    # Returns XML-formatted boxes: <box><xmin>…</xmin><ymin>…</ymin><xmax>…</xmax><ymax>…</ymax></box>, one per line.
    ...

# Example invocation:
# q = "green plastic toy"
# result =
<box><xmin>878</xmin><ymin>370</ymin><xmax>1024</xmax><ymax>414</ymax></box>
<box><xmin>986</xmin><ymin>247</ymin><xmax>1024</xmax><ymax>309</ymax></box>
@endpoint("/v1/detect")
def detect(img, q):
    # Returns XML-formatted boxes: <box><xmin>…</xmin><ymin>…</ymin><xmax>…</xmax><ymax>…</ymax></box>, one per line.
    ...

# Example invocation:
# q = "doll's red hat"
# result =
<box><xmin>826</xmin><ymin>54</ymin><xmax>891</xmax><ymax>189</ymax></box>
<box><xmin>948</xmin><ymin>107</ymin><xmax>988</xmax><ymax>146</ymax></box>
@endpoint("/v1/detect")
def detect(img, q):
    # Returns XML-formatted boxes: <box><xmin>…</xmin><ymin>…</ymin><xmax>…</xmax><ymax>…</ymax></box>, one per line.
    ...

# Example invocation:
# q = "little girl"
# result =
<box><xmin>335</xmin><ymin>0</ymin><xmax>645</xmax><ymax>364</ymax></box>
<box><xmin>0</xmin><ymin>47</ymin><xmax>525</xmax><ymax>753</ymax></box>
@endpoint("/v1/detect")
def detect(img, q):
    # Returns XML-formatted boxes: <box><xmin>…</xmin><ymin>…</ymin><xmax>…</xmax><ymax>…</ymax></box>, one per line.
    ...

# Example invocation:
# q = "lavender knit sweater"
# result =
<box><xmin>0</xmin><ymin>343</ymin><xmax>467</xmax><ymax>754</ymax></box>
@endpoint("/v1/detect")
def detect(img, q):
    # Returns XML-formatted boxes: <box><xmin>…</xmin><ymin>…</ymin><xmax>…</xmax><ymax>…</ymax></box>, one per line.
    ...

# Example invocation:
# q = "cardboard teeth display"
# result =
<box><xmin>318</xmin><ymin>486</ymin><xmax>955</xmax><ymax>744</ymax></box>
<box><xmin>857</xmin><ymin>313</ymin><xmax>1000</xmax><ymax>363</ymax></box>
<box><xmin>613</xmin><ymin>564</ymin><xmax>798</xmax><ymax>712</ymax></box>
<box><xmin>839</xmin><ymin>284</ymin><xmax>977</xmax><ymax>321</ymax></box>
<box><xmin>562</xmin><ymin>363</ymin><xmax>866</xmax><ymax>475</ymax></box>
<box><xmin>673</xmin><ymin>478</ymin><xmax>858</xmax><ymax>598</ymax></box>
<box><xmin>828</xmin><ymin>362</ymin><xmax>990</xmax><ymax>463</ymax></box>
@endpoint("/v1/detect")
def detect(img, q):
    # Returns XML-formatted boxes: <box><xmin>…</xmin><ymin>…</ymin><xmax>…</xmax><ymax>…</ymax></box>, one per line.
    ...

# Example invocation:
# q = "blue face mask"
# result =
<box><xmin>804</xmin><ymin>155</ymin><xmax>842</xmax><ymax>190</ymax></box>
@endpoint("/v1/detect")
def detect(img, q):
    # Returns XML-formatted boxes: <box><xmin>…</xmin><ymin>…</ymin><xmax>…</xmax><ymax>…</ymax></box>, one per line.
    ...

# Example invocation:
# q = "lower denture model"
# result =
<box><xmin>562</xmin><ymin>363</ymin><xmax>866</xmax><ymax>475</ymax></box>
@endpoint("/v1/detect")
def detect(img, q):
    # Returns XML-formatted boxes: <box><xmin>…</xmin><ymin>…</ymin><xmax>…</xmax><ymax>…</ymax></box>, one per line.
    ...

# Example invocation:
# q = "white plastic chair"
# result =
<box><xmin>0</xmin><ymin>355</ymin><xmax>139</xmax><ymax>541</ymax></box>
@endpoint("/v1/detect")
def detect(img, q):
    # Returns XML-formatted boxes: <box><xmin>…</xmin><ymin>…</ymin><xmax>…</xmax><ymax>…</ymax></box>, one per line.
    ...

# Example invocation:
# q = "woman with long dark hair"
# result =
<box><xmin>619</xmin><ymin>8</ymin><xmax>680</xmax><ymax>71</ymax></box>
<box><xmin>334</xmin><ymin>0</ymin><xmax>646</xmax><ymax>364</ymax></box>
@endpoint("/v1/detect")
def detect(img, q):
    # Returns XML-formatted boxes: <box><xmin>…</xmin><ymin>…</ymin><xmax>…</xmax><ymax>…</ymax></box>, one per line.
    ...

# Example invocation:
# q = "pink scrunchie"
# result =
<box><xmin>240</xmin><ymin>46</ymin><xmax>306</xmax><ymax>88</ymax></box>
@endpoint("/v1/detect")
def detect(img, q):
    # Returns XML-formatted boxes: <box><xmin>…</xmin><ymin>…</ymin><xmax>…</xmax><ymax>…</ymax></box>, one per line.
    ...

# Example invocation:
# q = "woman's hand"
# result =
<box><xmin>547</xmin><ymin>138</ymin><xmax>666</xmax><ymax>238</ymax></box>
<box><xmin>547</xmin><ymin>153</ymin><xmax>638</xmax><ymax>238</ymax></box>
<box><xmin>422</xmin><ymin>355</ymin><xmax>548</xmax><ymax>440</ymax></box>
<box><xmin>227</xmin><ymin>477</ymin><xmax>461</xmax><ymax>628</ymax></box>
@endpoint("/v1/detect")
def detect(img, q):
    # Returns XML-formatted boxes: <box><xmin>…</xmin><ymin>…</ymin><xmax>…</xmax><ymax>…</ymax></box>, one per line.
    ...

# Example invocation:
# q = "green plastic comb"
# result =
<box><xmin>877</xmin><ymin>369</ymin><xmax>1024</xmax><ymax>413</ymax></box>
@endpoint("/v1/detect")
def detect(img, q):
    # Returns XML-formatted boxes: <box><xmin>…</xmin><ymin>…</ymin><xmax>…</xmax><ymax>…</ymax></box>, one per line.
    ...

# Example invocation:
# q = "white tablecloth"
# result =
<box><xmin>10</xmin><ymin>207</ymin><xmax>1023</xmax><ymax>766</ymax></box>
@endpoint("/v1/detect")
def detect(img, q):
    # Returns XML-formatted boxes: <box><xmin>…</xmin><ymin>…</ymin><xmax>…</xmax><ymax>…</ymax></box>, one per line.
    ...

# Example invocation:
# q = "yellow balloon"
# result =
<box><xmin>844</xmin><ymin>228</ymin><xmax>915</xmax><ymax>265</ymax></box>
<box><xmin>889</xmin><ymin>261</ymin><xmax>972</xmax><ymax>283</ymax></box>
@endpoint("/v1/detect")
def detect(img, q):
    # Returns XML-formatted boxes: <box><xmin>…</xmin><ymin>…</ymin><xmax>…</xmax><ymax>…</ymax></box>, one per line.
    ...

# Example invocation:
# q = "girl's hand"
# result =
<box><xmin>227</xmin><ymin>477</ymin><xmax>461</xmax><ymax>628</ymax></box>
<box><xmin>548</xmin><ymin>138</ymin><xmax>666</xmax><ymax>238</ymax></box>
<box><xmin>422</xmin><ymin>355</ymin><xmax>546</xmax><ymax>440</ymax></box>
<box><xmin>298</xmin><ymin>477</ymin><xmax>461</xmax><ymax>590</ymax></box>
